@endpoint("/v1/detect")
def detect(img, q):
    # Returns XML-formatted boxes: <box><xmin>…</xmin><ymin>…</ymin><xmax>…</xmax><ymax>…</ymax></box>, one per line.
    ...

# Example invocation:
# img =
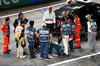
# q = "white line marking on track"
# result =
<box><xmin>47</xmin><ymin>52</ymin><xmax>100</xmax><ymax>66</ymax></box>
<box><xmin>0</xmin><ymin>2</ymin><xmax>66</xmax><ymax>19</ymax></box>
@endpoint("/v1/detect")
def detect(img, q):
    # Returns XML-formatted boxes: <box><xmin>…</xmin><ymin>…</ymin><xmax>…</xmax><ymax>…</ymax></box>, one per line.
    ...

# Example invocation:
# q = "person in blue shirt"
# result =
<box><xmin>59</xmin><ymin>16</ymin><xmax>72</xmax><ymax>56</ymax></box>
<box><xmin>26</xmin><ymin>21</ymin><xmax>39</xmax><ymax>59</ymax></box>
<box><xmin>37</xmin><ymin>23</ymin><xmax>52</xmax><ymax>60</ymax></box>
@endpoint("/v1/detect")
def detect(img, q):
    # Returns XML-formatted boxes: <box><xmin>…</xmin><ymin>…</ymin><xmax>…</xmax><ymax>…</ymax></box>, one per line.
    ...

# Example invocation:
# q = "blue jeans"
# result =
<box><xmin>52</xmin><ymin>48</ymin><xmax>57</xmax><ymax>54</ymax></box>
<box><xmin>40</xmin><ymin>42</ymin><xmax>49</xmax><ymax>59</ymax></box>
<box><xmin>28</xmin><ymin>41</ymin><xmax>35</xmax><ymax>57</ymax></box>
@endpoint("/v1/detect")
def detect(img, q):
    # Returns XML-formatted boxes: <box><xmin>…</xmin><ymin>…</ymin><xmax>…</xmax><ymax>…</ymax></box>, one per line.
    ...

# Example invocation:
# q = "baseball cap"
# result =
<box><xmin>85</xmin><ymin>14</ymin><xmax>92</xmax><ymax>18</ymax></box>
<box><xmin>42</xmin><ymin>23</ymin><xmax>47</xmax><ymax>26</ymax></box>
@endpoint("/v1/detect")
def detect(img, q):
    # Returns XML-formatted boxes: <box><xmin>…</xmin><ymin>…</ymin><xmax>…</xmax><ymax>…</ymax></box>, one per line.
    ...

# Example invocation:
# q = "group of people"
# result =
<box><xmin>0</xmin><ymin>7</ymin><xmax>97</xmax><ymax>60</ymax></box>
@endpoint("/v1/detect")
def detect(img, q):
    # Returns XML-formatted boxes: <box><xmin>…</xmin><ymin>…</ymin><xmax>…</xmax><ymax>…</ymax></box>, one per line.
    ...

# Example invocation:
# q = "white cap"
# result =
<box><xmin>85</xmin><ymin>14</ymin><xmax>92</xmax><ymax>18</ymax></box>
<box><xmin>42</xmin><ymin>23</ymin><xmax>47</xmax><ymax>26</ymax></box>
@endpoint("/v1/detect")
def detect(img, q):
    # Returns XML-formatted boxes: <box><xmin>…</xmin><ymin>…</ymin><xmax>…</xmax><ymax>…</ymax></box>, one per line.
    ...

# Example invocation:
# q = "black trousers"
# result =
<box><xmin>15</xmin><ymin>38</ymin><xmax>18</xmax><ymax>48</ymax></box>
<box><xmin>69</xmin><ymin>40</ymin><xmax>74</xmax><ymax>50</ymax></box>
<box><xmin>46</xmin><ymin>23</ymin><xmax>54</xmax><ymax>33</ymax></box>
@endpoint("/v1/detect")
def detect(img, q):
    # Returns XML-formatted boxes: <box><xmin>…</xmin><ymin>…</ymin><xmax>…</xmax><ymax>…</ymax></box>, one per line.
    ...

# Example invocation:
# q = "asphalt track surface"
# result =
<box><xmin>0</xmin><ymin>0</ymin><xmax>100</xmax><ymax>66</ymax></box>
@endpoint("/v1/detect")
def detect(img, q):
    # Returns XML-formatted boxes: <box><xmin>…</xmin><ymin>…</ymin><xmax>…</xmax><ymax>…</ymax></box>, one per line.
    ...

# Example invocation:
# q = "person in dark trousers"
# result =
<box><xmin>13</xmin><ymin>12</ymin><xmax>25</xmax><ymax>49</ymax></box>
<box><xmin>67</xmin><ymin>17</ymin><xmax>75</xmax><ymax>52</ymax></box>
<box><xmin>1</xmin><ymin>17</ymin><xmax>11</xmax><ymax>54</ymax></box>
<box><xmin>37</xmin><ymin>23</ymin><xmax>52</xmax><ymax>60</ymax></box>
<box><xmin>26</xmin><ymin>21</ymin><xmax>39</xmax><ymax>59</ymax></box>
<box><xmin>43</xmin><ymin>7</ymin><xmax>56</xmax><ymax>34</ymax></box>
<box><xmin>23</xmin><ymin>18</ymin><xmax>28</xmax><ymax>55</ymax></box>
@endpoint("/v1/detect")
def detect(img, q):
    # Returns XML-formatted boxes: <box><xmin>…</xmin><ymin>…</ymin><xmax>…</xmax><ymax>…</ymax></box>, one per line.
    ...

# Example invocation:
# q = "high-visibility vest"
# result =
<box><xmin>39</xmin><ymin>27</ymin><xmax>50</xmax><ymax>42</ymax></box>
<box><xmin>15</xmin><ymin>26</ymin><xmax>24</xmax><ymax>39</ymax></box>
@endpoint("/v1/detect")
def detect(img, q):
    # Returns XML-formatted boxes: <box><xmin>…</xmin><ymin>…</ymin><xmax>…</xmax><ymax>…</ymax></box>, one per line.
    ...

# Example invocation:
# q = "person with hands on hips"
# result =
<box><xmin>1</xmin><ymin>17</ymin><xmax>11</xmax><ymax>54</ymax></box>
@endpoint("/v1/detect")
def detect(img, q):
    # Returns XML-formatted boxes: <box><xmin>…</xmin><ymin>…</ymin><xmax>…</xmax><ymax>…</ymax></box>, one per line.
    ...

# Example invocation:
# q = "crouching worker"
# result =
<box><xmin>15</xmin><ymin>21</ymin><xmax>26</xmax><ymax>58</ymax></box>
<box><xmin>37</xmin><ymin>23</ymin><xmax>52</xmax><ymax>60</ymax></box>
<box><xmin>26</xmin><ymin>21</ymin><xmax>39</xmax><ymax>59</ymax></box>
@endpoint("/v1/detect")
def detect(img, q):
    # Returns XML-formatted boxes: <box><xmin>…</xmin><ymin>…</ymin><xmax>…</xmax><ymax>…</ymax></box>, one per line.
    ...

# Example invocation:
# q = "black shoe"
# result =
<box><xmin>3</xmin><ymin>51</ymin><xmax>10</xmax><ymax>54</ymax></box>
<box><xmin>30</xmin><ymin>55</ymin><xmax>36</xmax><ymax>59</ymax></box>
<box><xmin>7</xmin><ymin>49</ymin><xmax>11</xmax><ymax>52</ymax></box>
<box><xmin>92</xmin><ymin>49</ymin><xmax>96</xmax><ymax>53</ymax></box>
<box><xmin>62</xmin><ymin>53</ymin><xmax>70</xmax><ymax>56</ymax></box>
<box><xmin>23</xmin><ymin>52</ymin><xmax>28</xmax><ymax>55</ymax></box>
<box><xmin>74</xmin><ymin>46</ymin><xmax>81</xmax><ymax>49</ymax></box>
<box><xmin>71</xmin><ymin>50</ymin><xmax>74</xmax><ymax>52</ymax></box>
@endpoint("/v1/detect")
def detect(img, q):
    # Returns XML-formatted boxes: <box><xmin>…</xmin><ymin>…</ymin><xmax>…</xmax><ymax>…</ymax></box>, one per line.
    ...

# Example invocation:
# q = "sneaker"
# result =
<box><xmin>41</xmin><ymin>57</ymin><xmax>45</xmax><ymax>60</ymax></box>
<box><xmin>20</xmin><ymin>56</ymin><xmax>26</xmax><ymax>59</ymax></box>
<box><xmin>30</xmin><ymin>55</ymin><xmax>36</xmax><ymax>59</ymax></box>
<box><xmin>87</xmin><ymin>51</ymin><xmax>92</xmax><ymax>54</ymax></box>
<box><xmin>92</xmin><ymin>49</ymin><xmax>96</xmax><ymax>53</ymax></box>
<box><xmin>45</xmin><ymin>58</ymin><xmax>51</xmax><ymax>60</ymax></box>
<box><xmin>62</xmin><ymin>53</ymin><xmax>70</xmax><ymax>56</ymax></box>
<box><xmin>17</xmin><ymin>55</ymin><xmax>20</xmax><ymax>58</ymax></box>
<box><xmin>23</xmin><ymin>52</ymin><xmax>28</xmax><ymax>55</ymax></box>
<box><xmin>53</xmin><ymin>54</ymin><xmax>58</xmax><ymax>57</ymax></box>
<box><xmin>3</xmin><ymin>51</ymin><xmax>10</xmax><ymax>54</ymax></box>
<box><xmin>70</xmin><ymin>50</ymin><xmax>74</xmax><ymax>52</ymax></box>
<box><xmin>74</xmin><ymin>46</ymin><xmax>81</xmax><ymax>49</ymax></box>
<box><xmin>7</xmin><ymin>49</ymin><xmax>11</xmax><ymax>52</ymax></box>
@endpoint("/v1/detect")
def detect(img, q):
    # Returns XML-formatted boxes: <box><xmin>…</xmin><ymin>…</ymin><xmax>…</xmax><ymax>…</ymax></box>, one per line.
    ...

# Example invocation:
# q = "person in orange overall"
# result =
<box><xmin>72</xmin><ymin>12</ymin><xmax>81</xmax><ymax>49</ymax></box>
<box><xmin>1</xmin><ymin>17</ymin><xmax>11</xmax><ymax>54</ymax></box>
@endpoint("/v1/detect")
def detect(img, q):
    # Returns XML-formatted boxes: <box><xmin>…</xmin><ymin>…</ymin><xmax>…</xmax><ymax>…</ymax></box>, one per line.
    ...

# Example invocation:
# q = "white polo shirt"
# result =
<box><xmin>43</xmin><ymin>10</ymin><xmax>56</xmax><ymax>24</ymax></box>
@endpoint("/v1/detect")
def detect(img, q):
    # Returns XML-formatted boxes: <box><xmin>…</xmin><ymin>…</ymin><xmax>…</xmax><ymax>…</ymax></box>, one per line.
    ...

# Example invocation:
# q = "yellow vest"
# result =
<box><xmin>68</xmin><ymin>0</ymin><xmax>71</xmax><ymax>1</ymax></box>
<box><xmin>15</xmin><ymin>26</ymin><xmax>24</xmax><ymax>39</ymax></box>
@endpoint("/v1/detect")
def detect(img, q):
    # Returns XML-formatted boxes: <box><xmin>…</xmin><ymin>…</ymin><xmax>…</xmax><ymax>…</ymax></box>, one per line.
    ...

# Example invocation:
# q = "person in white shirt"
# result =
<box><xmin>66</xmin><ymin>0</ymin><xmax>72</xmax><ymax>5</ymax></box>
<box><xmin>43</xmin><ymin>7</ymin><xmax>56</xmax><ymax>34</ymax></box>
<box><xmin>86</xmin><ymin>14</ymin><xmax>97</xmax><ymax>53</ymax></box>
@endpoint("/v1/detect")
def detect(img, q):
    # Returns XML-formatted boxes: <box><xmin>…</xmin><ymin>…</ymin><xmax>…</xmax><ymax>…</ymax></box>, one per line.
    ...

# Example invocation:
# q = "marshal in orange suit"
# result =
<box><xmin>1</xmin><ymin>17</ymin><xmax>11</xmax><ymax>54</ymax></box>
<box><xmin>72</xmin><ymin>12</ymin><xmax>81</xmax><ymax>49</ymax></box>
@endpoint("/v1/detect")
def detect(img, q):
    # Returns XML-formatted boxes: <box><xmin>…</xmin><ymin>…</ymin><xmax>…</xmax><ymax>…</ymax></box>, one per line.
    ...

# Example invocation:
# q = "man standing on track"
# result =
<box><xmin>72</xmin><ymin>12</ymin><xmax>81</xmax><ymax>49</ymax></box>
<box><xmin>43</xmin><ymin>7</ymin><xmax>56</xmax><ymax>34</ymax></box>
<box><xmin>1</xmin><ymin>17</ymin><xmax>11</xmax><ymax>54</ymax></box>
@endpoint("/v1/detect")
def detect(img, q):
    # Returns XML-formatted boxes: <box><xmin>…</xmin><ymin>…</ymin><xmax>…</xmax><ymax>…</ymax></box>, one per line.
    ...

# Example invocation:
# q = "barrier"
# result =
<box><xmin>0</xmin><ymin>0</ymin><xmax>45</xmax><ymax>8</ymax></box>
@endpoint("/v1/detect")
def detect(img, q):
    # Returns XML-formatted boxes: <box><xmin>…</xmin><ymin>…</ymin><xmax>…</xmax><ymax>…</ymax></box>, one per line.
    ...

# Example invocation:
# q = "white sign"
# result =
<box><xmin>0</xmin><ymin>0</ymin><xmax>19</xmax><ymax>5</ymax></box>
